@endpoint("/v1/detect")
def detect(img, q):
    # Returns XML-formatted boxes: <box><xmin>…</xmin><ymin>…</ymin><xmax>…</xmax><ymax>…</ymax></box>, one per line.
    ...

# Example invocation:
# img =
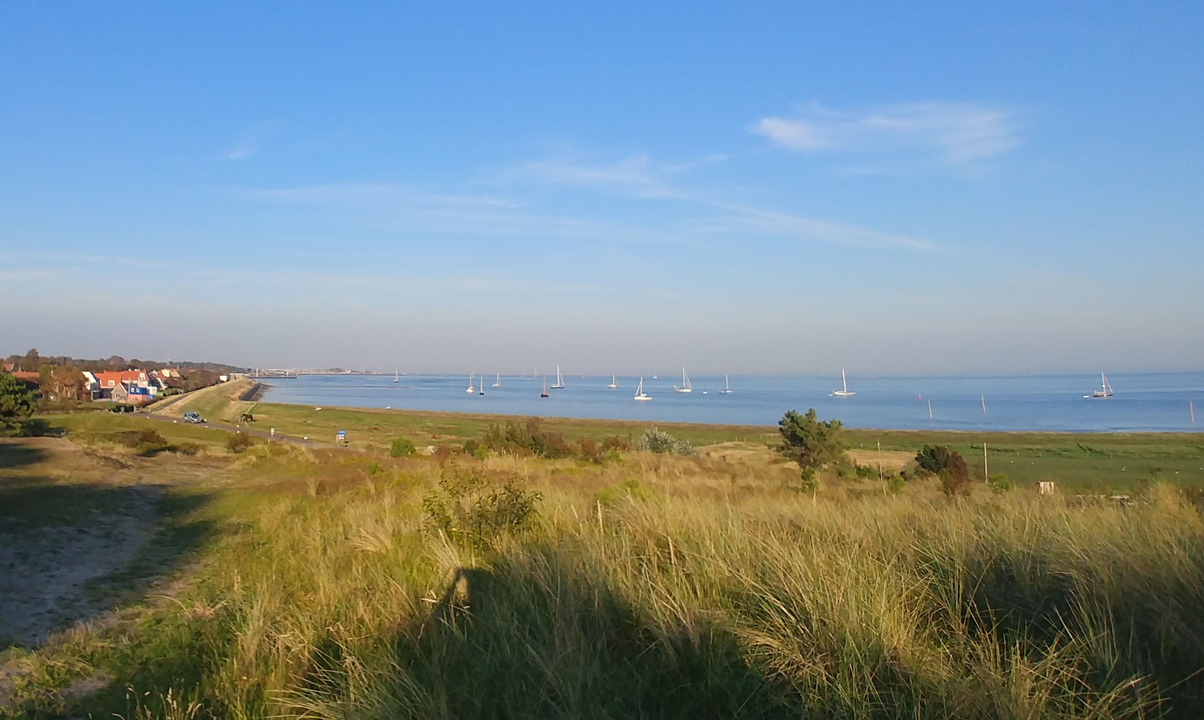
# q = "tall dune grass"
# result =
<box><xmin>92</xmin><ymin>446</ymin><xmax>1203</xmax><ymax>720</ymax></box>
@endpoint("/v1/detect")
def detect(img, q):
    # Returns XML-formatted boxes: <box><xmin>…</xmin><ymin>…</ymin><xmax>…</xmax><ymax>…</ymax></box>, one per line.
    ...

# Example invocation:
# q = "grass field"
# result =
<box><xmin>4</xmin><ymin>402</ymin><xmax>1204</xmax><ymax>718</ymax></box>
<box><xmin>149</xmin><ymin>377</ymin><xmax>1204</xmax><ymax>491</ymax></box>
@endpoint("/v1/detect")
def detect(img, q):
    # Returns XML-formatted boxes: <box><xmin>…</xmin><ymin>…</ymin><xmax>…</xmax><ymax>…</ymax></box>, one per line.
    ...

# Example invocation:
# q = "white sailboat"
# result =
<box><xmin>674</xmin><ymin>367</ymin><xmax>692</xmax><ymax>393</ymax></box>
<box><xmin>607</xmin><ymin>374</ymin><xmax>618</xmax><ymax>389</ymax></box>
<box><xmin>393</xmin><ymin>368</ymin><xmax>399</xmax><ymax>384</ymax></box>
<box><xmin>540</xmin><ymin>377</ymin><xmax>549</xmax><ymax>398</ymax></box>
<box><xmin>634</xmin><ymin>377</ymin><xmax>651</xmax><ymax>401</ymax></box>
<box><xmin>1085</xmin><ymin>372</ymin><xmax>1114</xmax><ymax>399</ymax></box>
<box><xmin>465</xmin><ymin>373</ymin><xmax>474</xmax><ymax>394</ymax></box>
<box><xmin>719</xmin><ymin>374</ymin><xmax>732</xmax><ymax>394</ymax></box>
<box><xmin>550</xmin><ymin>365</ymin><xmax>565</xmax><ymax>389</ymax></box>
<box><xmin>492</xmin><ymin>373</ymin><xmax>501</xmax><ymax>388</ymax></box>
<box><xmin>831</xmin><ymin>369</ymin><xmax>855</xmax><ymax>397</ymax></box>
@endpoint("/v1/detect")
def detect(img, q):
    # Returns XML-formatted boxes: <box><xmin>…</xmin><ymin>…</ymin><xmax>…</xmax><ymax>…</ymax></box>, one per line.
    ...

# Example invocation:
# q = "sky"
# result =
<box><xmin>2</xmin><ymin>2</ymin><xmax>1202</xmax><ymax>375</ymax></box>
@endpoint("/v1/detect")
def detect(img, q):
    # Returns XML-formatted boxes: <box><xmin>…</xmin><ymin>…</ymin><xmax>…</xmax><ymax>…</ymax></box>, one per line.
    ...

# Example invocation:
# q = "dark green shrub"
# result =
<box><xmin>916</xmin><ymin>445</ymin><xmax>971</xmax><ymax>497</ymax></box>
<box><xmin>390</xmin><ymin>437</ymin><xmax>416</xmax><ymax>458</ymax></box>
<box><xmin>778</xmin><ymin>409</ymin><xmax>847</xmax><ymax>472</ymax></box>
<box><xmin>0</xmin><ymin>372</ymin><xmax>36</xmax><ymax>435</ymax></box>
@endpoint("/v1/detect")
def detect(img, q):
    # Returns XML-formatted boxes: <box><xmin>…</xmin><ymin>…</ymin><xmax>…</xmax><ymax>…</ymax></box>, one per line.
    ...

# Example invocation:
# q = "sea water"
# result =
<box><xmin>257</xmin><ymin>372</ymin><xmax>1204</xmax><ymax>432</ymax></box>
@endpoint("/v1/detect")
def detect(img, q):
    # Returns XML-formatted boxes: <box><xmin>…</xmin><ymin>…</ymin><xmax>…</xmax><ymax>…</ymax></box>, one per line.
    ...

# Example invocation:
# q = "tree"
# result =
<box><xmin>0</xmin><ymin>372</ymin><xmax>36</xmax><ymax>435</ymax></box>
<box><xmin>915</xmin><ymin>445</ymin><xmax>971</xmax><ymax>497</ymax></box>
<box><xmin>38</xmin><ymin>364</ymin><xmax>85</xmax><ymax>403</ymax></box>
<box><xmin>777</xmin><ymin>409</ymin><xmax>848</xmax><ymax>473</ymax></box>
<box><xmin>21</xmin><ymin>348</ymin><xmax>40</xmax><ymax>372</ymax></box>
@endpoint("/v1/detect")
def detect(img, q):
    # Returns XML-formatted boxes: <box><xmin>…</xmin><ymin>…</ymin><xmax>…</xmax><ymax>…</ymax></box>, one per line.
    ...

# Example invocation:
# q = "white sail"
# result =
<box><xmin>634</xmin><ymin>377</ymin><xmax>651</xmax><ymax>401</ymax></box>
<box><xmin>832</xmin><ymin>369</ymin><xmax>855</xmax><ymax>397</ymax></box>
<box><xmin>550</xmin><ymin>365</ymin><xmax>565</xmax><ymax>389</ymax></box>
<box><xmin>674</xmin><ymin>367</ymin><xmax>692</xmax><ymax>393</ymax></box>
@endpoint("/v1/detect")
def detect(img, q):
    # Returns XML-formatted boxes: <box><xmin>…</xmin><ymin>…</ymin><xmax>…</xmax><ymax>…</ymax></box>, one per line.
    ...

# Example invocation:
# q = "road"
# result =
<box><xmin>137</xmin><ymin>412</ymin><xmax>330</xmax><ymax>449</ymax></box>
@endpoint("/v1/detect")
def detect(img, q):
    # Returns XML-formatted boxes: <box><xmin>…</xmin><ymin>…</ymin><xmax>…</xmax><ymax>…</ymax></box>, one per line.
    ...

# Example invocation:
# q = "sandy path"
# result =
<box><xmin>0</xmin><ymin>484</ymin><xmax>160</xmax><ymax>646</ymax></box>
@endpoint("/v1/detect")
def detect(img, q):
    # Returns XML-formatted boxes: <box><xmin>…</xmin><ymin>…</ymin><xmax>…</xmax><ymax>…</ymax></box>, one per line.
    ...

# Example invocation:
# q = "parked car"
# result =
<box><xmin>182</xmin><ymin>411</ymin><xmax>206</xmax><ymax>424</ymax></box>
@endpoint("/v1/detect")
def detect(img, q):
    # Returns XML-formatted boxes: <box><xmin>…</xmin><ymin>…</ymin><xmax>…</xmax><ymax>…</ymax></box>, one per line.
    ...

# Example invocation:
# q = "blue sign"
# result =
<box><xmin>337</xmin><ymin>430</ymin><xmax>346</xmax><ymax>442</ymax></box>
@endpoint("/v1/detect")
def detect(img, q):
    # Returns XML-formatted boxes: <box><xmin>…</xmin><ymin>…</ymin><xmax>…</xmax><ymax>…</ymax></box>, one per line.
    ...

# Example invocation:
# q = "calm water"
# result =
<box><xmin>257</xmin><ymin>372</ymin><xmax>1204</xmax><ymax>432</ymax></box>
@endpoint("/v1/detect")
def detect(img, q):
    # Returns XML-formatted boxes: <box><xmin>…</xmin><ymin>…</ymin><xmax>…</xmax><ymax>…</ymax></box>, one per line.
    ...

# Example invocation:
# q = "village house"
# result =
<box><xmin>92</xmin><ymin>369</ymin><xmax>160</xmax><ymax>405</ymax></box>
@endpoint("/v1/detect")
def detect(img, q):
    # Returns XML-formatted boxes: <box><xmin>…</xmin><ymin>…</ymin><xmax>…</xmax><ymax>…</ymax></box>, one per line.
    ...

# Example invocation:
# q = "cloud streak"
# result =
<box><xmin>753</xmin><ymin>102</ymin><xmax>1020</xmax><ymax>166</ymax></box>
<box><xmin>492</xmin><ymin>156</ymin><xmax>935</xmax><ymax>250</ymax></box>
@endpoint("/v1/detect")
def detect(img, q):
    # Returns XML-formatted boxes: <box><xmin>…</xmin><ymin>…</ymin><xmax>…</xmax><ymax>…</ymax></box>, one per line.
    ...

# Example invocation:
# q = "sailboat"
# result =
<box><xmin>540</xmin><ymin>377</ymin><xmax>549</xmax><ymax>398</ymax></box>
<box><xmin>1085</xmin><ymin>372</ymin><xmax>1114</xmax><ymax>399</ymax></box>
<box><xmin>831</xmin><ymin>369</ymin><xmax>855</xmax><ymax>397</ymax></box>
<box><xmin>550</xmin><ymin>365</ymin><xmax>565</xmax><ymax>389</ymax></box>
<box><xmin>465</xmin><ymin>373</ymin><xmax>474</xmax><ymax>394</ymax></box>
<box><xmin>393</xmin><ymin>368</ymin><xmax>399</xmax><ymax>384</ymax></box>
<box><xmin>719</xmin><ymin>374</ymin><xmax>733</xmax><ymax>394</ymax></box>
<box><xmin>674</xmin><ymin>367</ymin><xmax>692</xmax><ymax>393</ymax></box>
<box><xmin>634</xmin><ymin>377</ymin><xmax>651</xmax><ymax>401</ymax></box>
<box><xmin>492</xmin><ymin>373</ymin><xmax>501</xmax><ymax>388</ymax></box>
<box><xmin>607</xmin><ymin>374</ymin><xmax>618</xmax><ymax>389</ymax></box>
<box><xmin>479</xmin><ymin>379</ymin><xmax>485</xmax><ymax>395</ymax></box>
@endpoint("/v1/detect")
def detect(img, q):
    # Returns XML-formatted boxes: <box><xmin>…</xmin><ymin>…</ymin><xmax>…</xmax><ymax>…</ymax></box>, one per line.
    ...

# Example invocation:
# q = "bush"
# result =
<box><xmin>596</xmin><ymin>478</ymin><xmax>654</xmax><ymax>506</ymax></box>
<box><xmin>602</xmin><ymin>435</ymin><xmax>630</xmax><ymax>451</ymax></box>
<box><xmin>578</xmin><ymin>438</ymin><xmax>605</xmax><ymax>464</ymax></box>
<box><xmin>421</xmin><ymin>466</ymin><xmax>541</xmax><ymax>551</ymax></box>
<box><xmin>777</xmin><ymin>409</ymin><xmax>847</xmax><ymax>472</ymax></box>
<box><xmin>635</xmin><ymin>427</ymin><xmax>696</xmax><ymax>456</ymax></box>
<box><xmin>389</xmin><ymin>437</ymin><xmax>416</xmax><ymax>458</ymax></box>
<box><xmin>916</xmin><ymin>445</ymin><xmax>971</xmax><ymax>497</ymax></box>
<box><xmin>481</xmin><ymin>418</ymin><xmax>573</xmax><ymax>459</ymax></box>
<box><xmin>0</xmin><ymin>372</ymin><xmax>36</xmax><ymax>435</ymax></box>
<box><xmin>988</xmin><ymin>474</ymin><xmax>1014</xmax><ymax>494</ymax></box>
<box><xmin>226</xmin><ymin>432</ymin><xmax>255</xmax><ymax>454</ymax></box>
<box><xmin>887</xmin><ymin>474</ymin><xmax>907</xmax><ymax>494</ymax></box>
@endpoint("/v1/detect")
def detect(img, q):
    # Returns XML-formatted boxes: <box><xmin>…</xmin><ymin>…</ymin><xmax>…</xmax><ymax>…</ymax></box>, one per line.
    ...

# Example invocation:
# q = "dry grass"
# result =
<box><xmin>5</xmin><ymin>423</ymin><xmax>1204</xmax><ymax>719</ymax></box>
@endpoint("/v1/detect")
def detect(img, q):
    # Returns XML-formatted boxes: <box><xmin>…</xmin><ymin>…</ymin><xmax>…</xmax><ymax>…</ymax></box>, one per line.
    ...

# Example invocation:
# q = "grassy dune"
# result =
<box><xmin>4</xmin><ymin>413</ymin><xmax>1204</xmax><ymax>719</ymax></box>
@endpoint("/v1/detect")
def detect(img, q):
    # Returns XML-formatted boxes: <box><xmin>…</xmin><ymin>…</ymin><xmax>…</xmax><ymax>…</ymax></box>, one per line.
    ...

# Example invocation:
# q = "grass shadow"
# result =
<box><xmin>0</xmin><ymin>442</ymin><xmax>50</xmax><ymax>470</ymax></box>
<box><xmin>297</xmin><ymin>556</ymin><xmax>805</xmax><ymax>719</ymax></box>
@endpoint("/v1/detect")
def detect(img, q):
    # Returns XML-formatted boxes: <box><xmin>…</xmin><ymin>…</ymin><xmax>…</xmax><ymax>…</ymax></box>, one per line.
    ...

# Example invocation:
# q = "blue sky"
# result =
<box><xmin>2</xmin><ymin>2</ymin><xmax>1202</xmax><ymax>375</ymax></box>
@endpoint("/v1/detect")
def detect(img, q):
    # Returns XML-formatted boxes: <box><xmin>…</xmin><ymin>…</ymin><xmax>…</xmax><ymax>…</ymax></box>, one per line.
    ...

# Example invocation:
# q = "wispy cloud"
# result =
<box><xmin>223</xmin><ymin>121</ymin><xmax>280</xmax><ymax>161</ymax></box>
<box><xmin>697</xmin><ymin>202</ymin><xmax>934</xmax><ymax>251</ymax></box>
<box><xmin>489</xmin><ymin>155</ymin><xmax>936</xmax><ymax>251</ymax></box>
<box><xmin>247</xmin><ymin>183</ymin><xmax>686</xmax><ymax>246</ymax></box>
<box><xmin>497</xmin><ymin>155</ymin><xmax>686</xmax><ymax>199</ymax></box>
<box><xmin>752</xmin><ymin>102</ymin><xmax>1020</xmax><ymax>166</ymax></box>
